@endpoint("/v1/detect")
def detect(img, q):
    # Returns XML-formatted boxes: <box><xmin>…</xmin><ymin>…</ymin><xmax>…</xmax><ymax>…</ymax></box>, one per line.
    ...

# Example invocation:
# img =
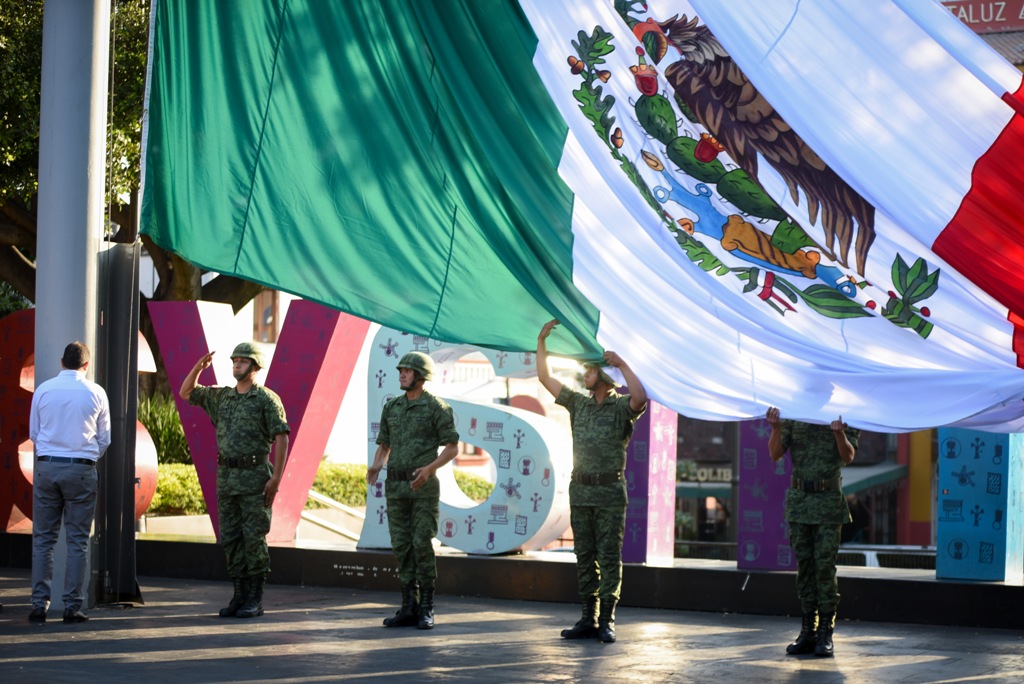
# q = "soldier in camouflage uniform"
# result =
<box><xmin>766</xmin><ymin>406</ymin><xmax>858</xmax><ymax>657</ymax></box>
<box><xmin>180</xmin><ymin>342</ymin><xmax>290</xmax><ymax>619</ymax></box>
<box><xmin>368</xmin><ymin>351</ymin><xmax>459</xmax><ymax>630</ymax></box>
<box><xmin>537</xmin><ymin>320</ymin><xmax>647</xmax><ymax>644</ymax></box>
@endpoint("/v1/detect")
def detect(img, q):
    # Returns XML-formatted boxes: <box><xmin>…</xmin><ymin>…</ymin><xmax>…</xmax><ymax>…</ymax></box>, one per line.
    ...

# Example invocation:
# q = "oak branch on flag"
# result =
<box><xmin>141</xmin><ymin>0</ymin><xmax>1024</xmax><ymax>433</ymax></box>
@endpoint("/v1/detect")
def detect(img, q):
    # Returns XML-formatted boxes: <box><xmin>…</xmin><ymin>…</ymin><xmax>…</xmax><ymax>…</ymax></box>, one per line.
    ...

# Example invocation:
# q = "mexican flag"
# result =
<box><xmin>141</xmin><ymin>0</ymin><xmax>1024</xmax><ymax>432</ymax></box>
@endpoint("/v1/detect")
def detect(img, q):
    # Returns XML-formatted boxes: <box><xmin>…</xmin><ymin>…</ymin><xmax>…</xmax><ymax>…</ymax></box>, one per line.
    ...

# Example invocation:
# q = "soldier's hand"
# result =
<box><xmin>263</xmin><ymin>477</ymin><xmax>281</xmax><ymax>507</ymax></box>
<box><xmin>830</xmin><ymin>415</ymin><xmax>847</xmax><ymax>432</ymax></box>
<box><xmin>538</xmin><ymin>319</ymin><xmax>559</xmax><ymax>342</ymax></box>
<box><xmin>765</xmin><ymin>407</ymin><xmax>781</xmax><ymax>426</ymax></box>
<box><xmin>195</xmin><ymin>351</ymin><xmax>215</xmax><ymax>371</ymax></box>
<box><xmin>366</xmin><ymin>465</ymin><xmax>381</xmax><ymax>486</ymax></box>
<box><xmin>410</xmin><ymin>465</ymin><xmax>433</xmax><ymax>491</ymax></box>
<box><xmin>603</xmin><ymin>351</ymin><xmax>623</xmax><ymax>368</ymax></box>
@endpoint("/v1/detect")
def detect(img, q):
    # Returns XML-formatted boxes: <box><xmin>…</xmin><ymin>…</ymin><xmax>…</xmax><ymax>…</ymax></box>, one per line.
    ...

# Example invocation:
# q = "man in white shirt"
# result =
<box><xmin>28</xmin><ymin>341</ymin><xmax>111</xmax><ymax>623</ymax></box>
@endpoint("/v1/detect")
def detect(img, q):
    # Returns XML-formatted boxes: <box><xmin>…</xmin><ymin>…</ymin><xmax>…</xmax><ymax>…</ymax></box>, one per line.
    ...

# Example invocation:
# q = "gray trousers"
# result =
<box><xmin>32</xmin><ymin>460</ymin><xmax>98</xmax><ymax>611</ymax></box>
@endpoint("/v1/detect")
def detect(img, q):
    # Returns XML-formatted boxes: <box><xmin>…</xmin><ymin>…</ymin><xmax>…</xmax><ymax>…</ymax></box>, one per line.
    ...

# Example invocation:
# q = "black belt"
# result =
<box><xmin>387</xmin><ymin>468</ymin><xmax>416</xmax><ymax>481</ymax></box>
<box><xmin>218</xmin><ymin>454</ymin><xmax>270</xmax><ymax>468</ymax></box>
<box><xmin>791</xmin><ymin>476</ymin><xmax>841</xmax><ymax>493</ymax></box>
<box><xmin>572</xmin><ymin>471</ymin><xmax>623</xmax><ymax>485</ymax></box>
<box><xmin>37</xmin><ymin>456</ymin><xmax>96</xmax><ymax>467</ymax></box>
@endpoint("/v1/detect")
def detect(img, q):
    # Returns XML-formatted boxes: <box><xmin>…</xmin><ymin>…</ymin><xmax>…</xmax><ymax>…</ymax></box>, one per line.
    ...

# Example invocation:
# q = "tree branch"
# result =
<box><xmin>0</xmin><ymin>245</ymin><xmax>37</xmax><ymax>301</ymax></box>
<box><xmin>0</xmin><ymin>197</ymin><xmax>38</xmax><ymax>247</ymax></box>
<box><xmin>141</xmin><ymin>234</ymin><xmax>202</xmax><ymax>301</ymax></box>
<box><xmin>202</xmin><ymin>275</ymin><xmax>264</xmax><ymax>313</ymax></box>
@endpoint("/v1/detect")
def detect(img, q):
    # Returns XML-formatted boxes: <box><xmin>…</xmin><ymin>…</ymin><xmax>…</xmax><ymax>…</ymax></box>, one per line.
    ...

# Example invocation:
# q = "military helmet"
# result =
<box><xmin>231</xmin><ymin>341</ymin><xmax>265</xmax><ymax>369</ymax></box>
<box><xmin>396</xmin><ymin>351</ymin><xmax>434</xmax><ymax>381</ymax></box>
<box><xmin>583</xmin><ymin>362</ymin><xmax>617</xmax><ymax>388</ymax></box>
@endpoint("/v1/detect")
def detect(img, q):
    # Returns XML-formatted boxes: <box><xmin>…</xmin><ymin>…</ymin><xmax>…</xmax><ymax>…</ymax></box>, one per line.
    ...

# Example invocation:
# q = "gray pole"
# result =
<box><xmin>35</xmin><ymin>0</ymin><xmax>111</xmax><ymax>611</ymax></box>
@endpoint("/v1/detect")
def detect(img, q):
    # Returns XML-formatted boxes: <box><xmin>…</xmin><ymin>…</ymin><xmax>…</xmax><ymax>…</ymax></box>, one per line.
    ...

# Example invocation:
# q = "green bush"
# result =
<box><xmin>139</xmin><ymin>394</ymin><xmax>191</xmax><ymax>464</ymax></box>
<box><xmin>307</xmin><ymin>462</ymin><xmax>367</xmax><ymax>508</ymax></box>
<box><xmin>454</xmin><ymin>469</ymin><xmax>493</xmax><ymax>502</ymax></box>
<box><xmin>146</xmin><ymin>461</ymin><xmax>497</xmax><ymax>517</ymax></box>
<box><xmin>675</xmin><ymin>509</ymin><xmax>695</xmax><ymax>542</ymax></box>
<box><xmin>677</xmin><ymin>459</ymin><xmax>698</xmax><ymax>481</ymax></box>
<box><xmin>306</xmin><ymin>463</ymin><xmax>495</xmax><ymax>507</ymax></box>
<box><xmin>149</xmin><ymin>463</ymin><xmax>207</xmax><ymax>515</ymax></box>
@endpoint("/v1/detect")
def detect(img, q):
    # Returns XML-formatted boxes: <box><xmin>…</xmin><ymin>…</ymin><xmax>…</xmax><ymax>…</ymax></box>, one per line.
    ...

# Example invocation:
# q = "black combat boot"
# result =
<box><xmin>815</xmin><ymin>611</ymin><xmax>836</xmax><ymax>657</ymax></box>
<box><xmin>417</xmin><ymin>586</ymin><xmax>435</xmax><ymax>630</ymax></box>
<box><xmin>597</xmin><ymin>599</ymin><xmax>617</xmax><ymax>643</ymax></box>
<box><xmin>560</xmin><ymin>596</ymin><xmax>599</xmax><ymax>639</ymax></box>
<box><xmin>786</xmin><ymin>612</ymin><xmax>818</xmax><ymax>655</ymax></box>
<box><xmin>219</xmin><ymin>577</ymin><xmax>250</xmax><ymax>618</ymax></box>
<box><xmin>236</xmin><ymin>574</ymin><xmax>265</xmax><ymax>618</ymax></box>
<box><xmin>383</xmin><ymin>584</ymin><xmax>420</xmax><ymax>627</ymax></box>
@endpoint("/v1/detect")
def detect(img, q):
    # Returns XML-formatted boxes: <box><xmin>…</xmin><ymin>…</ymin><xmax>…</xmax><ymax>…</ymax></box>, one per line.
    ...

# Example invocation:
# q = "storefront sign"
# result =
<box><xmin>943</xmin><ymin>2</ymin><xmax>1024</xmax><ymax>33</ymax></box>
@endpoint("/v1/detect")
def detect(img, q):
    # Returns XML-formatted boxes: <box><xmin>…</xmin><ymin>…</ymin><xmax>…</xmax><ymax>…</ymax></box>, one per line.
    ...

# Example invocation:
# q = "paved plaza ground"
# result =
<box><xmin>1</xmin><ymin>568</ymin><xmax>1022</xmax><ymax>683</ymax></box>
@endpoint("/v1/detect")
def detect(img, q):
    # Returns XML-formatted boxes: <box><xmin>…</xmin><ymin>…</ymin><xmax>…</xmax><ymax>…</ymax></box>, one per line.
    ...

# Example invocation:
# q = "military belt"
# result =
<box><xmin>387</xmin><ymin>468</ymin><xmax>416</xmax><ymax>481</ymax></box>
<box><xmin>572</xmin><ymin>471</ymin><xmax>623</xmax><ymax>485</ymax></box>
<box><xmin>218</xmin><ymin>453</ymin><xmax>270</xmax><ymax>468</ymax></box>
<box><xmin>790</xmin><ymin>476</ymin><xmax>841</xmax><ymax>493</ymax></box>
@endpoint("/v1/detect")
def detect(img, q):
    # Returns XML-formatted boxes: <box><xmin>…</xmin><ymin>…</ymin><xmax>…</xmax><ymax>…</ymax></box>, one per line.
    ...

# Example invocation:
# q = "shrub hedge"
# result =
<box><xmin>147</xmin><ymin>461</ymin><xmax>496</xmax><ymax>515</ymax></box>
<box><xmin>150</xmin><ymin>463</ymin><xmax>207</xmax><ymax>515</ymax></box>
<box><xmin>454</xmin><ymin>469</ymin><xmax>494</xmax><ymax>502</ymax></box>
<box><xmin>307</xmin><ymin>463</ymin><xmax>368</xmax><ymax>508</ymax></box>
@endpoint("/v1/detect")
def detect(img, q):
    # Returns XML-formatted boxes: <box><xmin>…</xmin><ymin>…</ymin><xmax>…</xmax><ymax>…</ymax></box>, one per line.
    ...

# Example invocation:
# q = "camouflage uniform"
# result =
<box><xmin>556</xmin><ymin>386</ymin><xmax>645</xmax><ymax>604</ymax></box>
<box><xmin>190</xmin><ymin>384</ymin><xmax>290</xmax><ymax>578</ymax></box>
<box><xmin>377</xmin><ymin>390</ymin><xmax>459</xmax><ymax>589</ymax></box>
<box><xmin>779</xmin><ymin>420</ymin><xmax>859</xmax><ymax>614</ymax></box>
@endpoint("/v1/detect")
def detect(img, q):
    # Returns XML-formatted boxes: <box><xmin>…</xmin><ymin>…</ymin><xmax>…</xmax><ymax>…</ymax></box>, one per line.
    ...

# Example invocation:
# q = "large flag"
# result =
<box><xmin>141</xmin><ymin>0</ymin><xmax>1024</xmax><ymax>432</ymax></box>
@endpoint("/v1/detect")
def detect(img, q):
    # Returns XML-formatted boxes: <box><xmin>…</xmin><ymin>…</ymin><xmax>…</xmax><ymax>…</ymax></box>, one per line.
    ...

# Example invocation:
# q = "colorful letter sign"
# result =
<box><xmin>737</xmin><ymin>419</ymin><xmax>796</xmax><ymax>570</ymax></box>
<box><xmin>149</xmin><ymin>300</ymin><xmax>369</xmax><ymax>541</ymax></box>
<box><xmin>358</xmin><ymin>328</ymin><xmax>571</xmax><ymax>554</ymax></box>
<box><xmin>936</xmin><ymin>428</ymin><xmax>1024</xmax><ymax>582</ymax></box>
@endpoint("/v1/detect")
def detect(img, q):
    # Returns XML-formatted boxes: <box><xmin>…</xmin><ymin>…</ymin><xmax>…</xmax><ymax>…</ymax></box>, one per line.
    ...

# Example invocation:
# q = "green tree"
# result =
<box><xmin>0</xmin><ymin>0</ymin><xmax>264</xmax><ymax>393</ymax></box>
<box><xmin>0</xmin><ymin>280</ymin><xmax>29</xmax><ymax>319</ymax></box>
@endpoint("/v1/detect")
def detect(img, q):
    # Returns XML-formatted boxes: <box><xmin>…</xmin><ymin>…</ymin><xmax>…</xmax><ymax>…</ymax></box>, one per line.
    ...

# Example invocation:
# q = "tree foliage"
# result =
<box><xmin>0</xmin><ymin>0</ymin><xmax>44</xmax><ymax>203</ymax></box>
<box><xmin>0</xmin><ymin>279</ymin><xmax>29</xmax><ymax>319</ymax></box>
<box><xmin>0</xmin><ymin>0</ymin><xmax>146</xmax><ymax>212</ymax></box>
<box><xmin>0</xmin><ymin>0</ymin><xmax>264</xmax><ymax>395</ymax></box>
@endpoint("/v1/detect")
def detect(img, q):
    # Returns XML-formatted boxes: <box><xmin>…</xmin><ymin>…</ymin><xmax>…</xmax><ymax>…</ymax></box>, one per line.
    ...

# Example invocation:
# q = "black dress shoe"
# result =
<box><xmin>62</xmin><ymin>609</ymin><xmax>89</xmax><ymax>623</ymax></box>
<box><xmin>28</xmin><ymin>606</ymin><xmax>46</xmax><ymax>622</ymax></box>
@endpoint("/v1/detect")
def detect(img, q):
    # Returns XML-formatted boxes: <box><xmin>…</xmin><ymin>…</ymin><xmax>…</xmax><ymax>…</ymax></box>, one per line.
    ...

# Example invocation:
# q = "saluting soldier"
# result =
<box><xmin>180</xmin><ymin>342</ymin><xmax>290</xmax><ymax>619</ymax></box>
<box><xmin>536</xmin><ymin>320</ymin><xmax>647</xmax><ymax>644</ymax></box>
<box><xmin>766</xmin><ymin>407</ymin><xmax>858</xmax><ymax>657</ymax></box>
<box><xmin>368</xmin><ymin>351</ymin><xmax>459</xmax><ymax>630</ymax></box>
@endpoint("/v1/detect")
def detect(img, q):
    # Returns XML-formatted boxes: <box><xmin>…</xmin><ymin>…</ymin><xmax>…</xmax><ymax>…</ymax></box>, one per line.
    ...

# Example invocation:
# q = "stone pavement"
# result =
<box><xmin>1</xmin><ymin>568</ymin><xmax>1022</xmax><ymax>683</ymax></box>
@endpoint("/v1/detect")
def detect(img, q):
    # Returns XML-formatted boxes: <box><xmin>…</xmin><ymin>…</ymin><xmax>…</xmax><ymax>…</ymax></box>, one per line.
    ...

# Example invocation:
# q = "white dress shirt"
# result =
<box><xmin>29</xmin><ymin>369</ymin><xmax>111</xmax><ymax>460</ymax></box>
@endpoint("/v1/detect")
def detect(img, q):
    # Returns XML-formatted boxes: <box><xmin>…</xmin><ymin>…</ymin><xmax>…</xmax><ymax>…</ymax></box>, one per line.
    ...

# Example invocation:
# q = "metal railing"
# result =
<box><xmin>300</xmin><ymin>491</ymin><xmax>365</xmax><ymax>542</ymax></box>
<box><xmin>674</xmin><ymin>541</ymin><xmax>737</xmax><ymax>561</ymax></box>
<box><xmin>674</xmin><ymin>541</ymin><xmax>937</xmax><ymax>569</ymax></box>
<box><xmin>836</xmin><ymin>544</ymin><xmax>936</xmax><ymax>570</ymax></box>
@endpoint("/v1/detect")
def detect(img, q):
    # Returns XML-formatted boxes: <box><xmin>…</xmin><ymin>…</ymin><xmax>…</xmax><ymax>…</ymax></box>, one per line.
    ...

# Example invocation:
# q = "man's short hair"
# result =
<box><xmin>62</xmin><ymin>341</ymin><xmax>90</xmax><ymax>370</ymax></box>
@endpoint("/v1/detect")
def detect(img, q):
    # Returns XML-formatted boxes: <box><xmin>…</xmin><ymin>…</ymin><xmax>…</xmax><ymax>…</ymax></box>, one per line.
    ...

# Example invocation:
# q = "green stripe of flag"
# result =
<box><xmin>142</xmin><ymin>0</ymin><xmax>601</xmax><ymax>357</ymax></box>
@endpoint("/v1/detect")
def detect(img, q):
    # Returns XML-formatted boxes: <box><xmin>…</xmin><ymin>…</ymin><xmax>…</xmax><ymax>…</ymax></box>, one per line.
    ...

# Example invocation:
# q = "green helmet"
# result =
<box><xmin>396</xmin><ymin>351</ymin><xmax>434</xmax><ymax>381</ymax></box>
<box><xmin>231</xmin><ymin>341</ymin><xmax>265</xmax><ymax>369</ymax></box>
<box><xmin>583</xmin><ymin>362</ymin><xmax>617</xmax><ymax>388</ymax></box>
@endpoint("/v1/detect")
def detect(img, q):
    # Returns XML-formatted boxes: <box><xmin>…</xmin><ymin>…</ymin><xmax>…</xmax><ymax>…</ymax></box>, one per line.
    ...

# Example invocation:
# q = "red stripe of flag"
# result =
<box><xmin>933</xmin><ymin>80</ymin><xmax>1024</xmax><ymax>367</ymax></box>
